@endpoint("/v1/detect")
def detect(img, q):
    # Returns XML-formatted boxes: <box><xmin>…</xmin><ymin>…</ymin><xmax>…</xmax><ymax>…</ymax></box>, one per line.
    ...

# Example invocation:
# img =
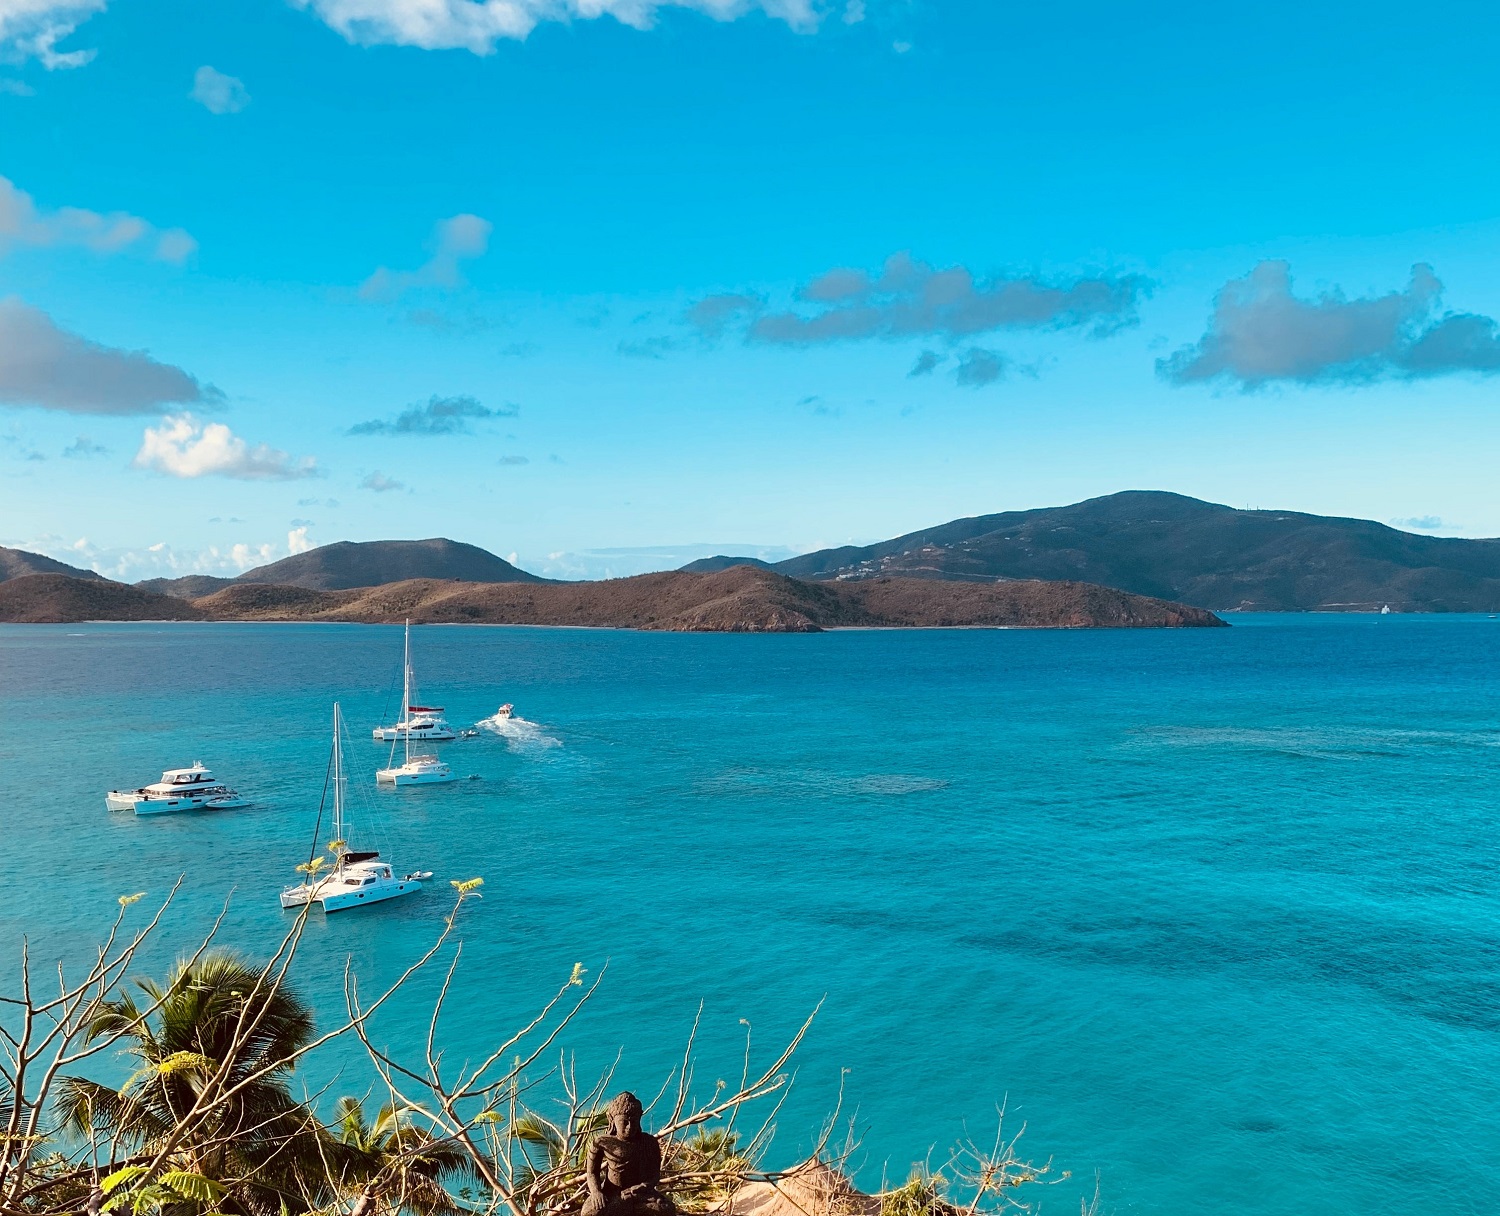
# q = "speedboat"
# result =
<box><xmin>106</xmin><ymin>763</ymin><xmax>249</xmax><ymax>815</ymax></box>
<box><xmin>372</xmin><ymin>621</ymin><xmax>457</xmax><ymax>741</ymax></box>
<box><xmin>281</xmin><ymin>703</ymin><xmax>430</xmax><ymax>913</ymax></box>
<box><xmin>376</xmin><ymin>753</ymin><xmax>455</xmax><ymax>786</ymax></box>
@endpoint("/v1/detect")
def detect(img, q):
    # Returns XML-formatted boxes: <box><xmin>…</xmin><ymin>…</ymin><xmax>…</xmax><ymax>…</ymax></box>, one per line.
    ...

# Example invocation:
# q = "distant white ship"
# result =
<box><xmin>282</xmin><ymin>703</ymin><xmax>430</xmax><ymax>913</ymax></box>
<box><xmin>372</xmin><ymin>620</ymin><xmax>457</xmax><ymax>742</ymax></box>
<box><xmin>106</xmin><ymin>763</ymin><xmax>248</xmax><ymax>815</ymax></box>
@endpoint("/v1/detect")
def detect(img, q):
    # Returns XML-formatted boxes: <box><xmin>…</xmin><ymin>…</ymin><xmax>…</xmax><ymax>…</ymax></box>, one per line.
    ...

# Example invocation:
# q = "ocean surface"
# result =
<box><xmin>2</xmin><ymin>616</ymin><xmax>1498</xmax><ymax>1214</ymax></box>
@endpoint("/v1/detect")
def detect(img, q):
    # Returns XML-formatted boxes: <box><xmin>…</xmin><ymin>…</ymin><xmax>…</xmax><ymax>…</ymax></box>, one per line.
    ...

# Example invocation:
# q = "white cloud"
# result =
<box><xmin>0</xmin><ymin>297</ymin><xmax>217</xmax><ymax>414</ymax></box>
<box><xmin>0</xmin><ymin>78</ymin><xmax>35</xmax><ymax>94</ymax></box>
<box><xmin>190</xmin><ymin>65</ymin><xmax>250</xmax><ymax>114</ymax></box>
<box><xmin>0</xmin><ymin>0</ymin><xmax>105</xmax><ymax>69</ymax></box>
<box><xmin>287</xmin><ymin>524</ymin><xmax>314</xmax><ymax>553</ymax></box>
<box><xmin>294</xmin><ymin>0</ymin><xmax>818</xmax><ymax>53</ymax></box>
<box><xmin>11</xmin><ymin>530</ymin><xmax>308</xmax><ymax>581</ymax></box>
<box><xmin>360</xmin><ymin>213</ymin><xmax>492</xmax><ymax>301</ymax></box>
<box><xmin>133</xmin><ymin>414</ymin><xmax>319</xmax><ymax>481</ymax></box>
<box><xmin>0</xmin><ymin>174</ymin><xmax>196</xmax><ymax>262</ymax></box>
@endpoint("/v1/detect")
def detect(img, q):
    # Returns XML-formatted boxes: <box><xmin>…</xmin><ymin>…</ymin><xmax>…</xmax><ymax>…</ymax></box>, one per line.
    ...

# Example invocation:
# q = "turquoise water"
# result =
<box><xmin>2</xmin><ymin>617</ymin><xmax>1499</xmax><ymax>1214</ymax></box>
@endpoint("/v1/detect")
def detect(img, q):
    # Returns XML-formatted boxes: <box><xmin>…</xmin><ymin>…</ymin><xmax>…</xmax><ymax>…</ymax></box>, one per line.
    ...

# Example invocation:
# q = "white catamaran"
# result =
<box><xmin>376</xmin><ymin>620</ymin><xmax>456</xmax><ymax>786</ymax></box>
<box><xmin>281</xmin><ymin>702</ymin><xmax>431</xmax><ymax>913</ymax></box>
<box><xmin>373</xmin><ymin>620</ymin><xmax>457</xmax><ymax>742</ymax></box>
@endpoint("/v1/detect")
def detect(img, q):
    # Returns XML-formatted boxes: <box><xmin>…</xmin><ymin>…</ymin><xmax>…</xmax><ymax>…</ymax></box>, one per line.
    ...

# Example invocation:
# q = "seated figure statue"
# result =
<box><xmin>581</xmin><ymin>1092</ymin><xmax>676</xmax><ymax>1216</ymax></box>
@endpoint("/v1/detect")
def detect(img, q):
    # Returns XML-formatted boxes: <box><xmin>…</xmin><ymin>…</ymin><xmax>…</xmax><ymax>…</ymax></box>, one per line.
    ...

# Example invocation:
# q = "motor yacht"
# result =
<box><xmin>372</xmin><ymin>621</ymin><xmax>457</xmax><ymax>741</ymax></box>
<box><xmin>281</xmin><ymin>703</ymin><xmax>430</xmax><ymax>913</ymax></box>
<box><xmin>106</xmin><ymin>763</ymin><xmax>249</xmax><ymax>815</ymax></box>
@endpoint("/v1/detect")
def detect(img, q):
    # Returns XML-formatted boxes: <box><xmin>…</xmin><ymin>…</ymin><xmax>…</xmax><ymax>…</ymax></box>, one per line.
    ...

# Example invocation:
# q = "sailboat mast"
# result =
<box><xmin>403</xmin><ymin>618</ymin><xmax>412</xmax><ymax>764</ymax></box>
<box><xmin>332</xmin><ymin>701</ymin><xmax>344</xmax><ymax>843</ymax></box>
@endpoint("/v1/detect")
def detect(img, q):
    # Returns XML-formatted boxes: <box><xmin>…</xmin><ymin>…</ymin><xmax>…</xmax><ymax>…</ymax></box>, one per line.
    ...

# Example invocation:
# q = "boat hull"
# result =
<box><xmin>280</xmin><ymin>879</ymin><xmax>423</xmax><ymax>912</ymax></box>
<box><xmin>376</xmin><ymin>767</ymin><xmax>456</xmax><ymax>785</ymax></box>
<box><xmin>373</xmin><ymin>726</ymin><xmax>457</xmax><ymax>742</ymax></box>
<box><xmin>107</xmin><ymin>792</ymin><xmax>240</xmax><ymax>815</ymax></box>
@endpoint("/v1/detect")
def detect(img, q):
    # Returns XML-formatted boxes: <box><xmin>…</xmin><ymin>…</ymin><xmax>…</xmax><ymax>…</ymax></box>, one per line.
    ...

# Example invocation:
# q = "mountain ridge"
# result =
<box><xmin>0</xmin><ymin>546</ymin><xmax>107</xmax><ymax>584</ymax></box>
<box><xmin>772</xmin><ymin>490</ymin><xmax>1500</xmax><ymax>612</ymax></box>
<box><xmin>139</xmin><ymin>537</ymin><xmax>548</xmax><ymax>596</ymax></box>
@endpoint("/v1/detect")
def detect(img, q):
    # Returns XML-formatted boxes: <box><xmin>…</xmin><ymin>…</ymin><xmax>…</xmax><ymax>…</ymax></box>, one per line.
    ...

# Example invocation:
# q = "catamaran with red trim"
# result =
<box><xmin>372</xmin><ymin>620</ymin><xmax>457</xmax><ymax>742</ymax></box>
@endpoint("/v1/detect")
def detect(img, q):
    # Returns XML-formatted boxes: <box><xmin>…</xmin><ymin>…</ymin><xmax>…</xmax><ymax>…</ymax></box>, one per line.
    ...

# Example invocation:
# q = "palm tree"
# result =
<box><xmin>333</xmin><ymin>1096</ymin><xmax>469</xmax><ymax>1216</ymax></box>
<box><xmin>56</xmin><ymin>950</ymin><xmax>333</xmax><ymax>1216</ymax></box>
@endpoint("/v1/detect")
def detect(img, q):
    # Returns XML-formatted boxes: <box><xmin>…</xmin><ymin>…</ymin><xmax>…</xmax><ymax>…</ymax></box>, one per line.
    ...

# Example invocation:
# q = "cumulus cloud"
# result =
<box><xmin>1160</xmin><ymin>261</ymin><xmax>1500</xmax><ymax>388</ymax></box>
<box><xmin>0</xmin><ymin>0</ymin><xmax>105</xmax><ymax>68</ymax></box>
<box><xmin>292</xmin><ymin>0</ymin><xmax>818</xmax><ymax>53</ymax></box>
<box><xmin>287</xmin><ymin>525</ymin><xmax>314</xmax><ymax>554</ymax></box>
<box><xmin>0</xmin><ymin>297</ymin><xmax>217</xmax><ymax>414</ymax></box>
<box><xmin>954</xmin><ymin>347</ymin><xmax>1007</xmax><ymax>387</ymax></box>
<box><xmin>348</xmin><ymin>393</ymin><xmax>516</xmax><ymax>435</ymax></box>
<box><xmin>0</xmin><ymin>175</ymin><xmax>196</xmax><ymax>262</ymax></box>
<box><xmin>133</xmin><ymin>414</ymin><xmax>319</xmax><ymax>481</ymax></box>
<box><xmin>360</xmin><ymin>214</ymin><xmax>492</xmax><ymax>302</ymax></box>
<box><xmin>23</xmin><ymin>529</ymin><xmax>322</xmax><ymax>581</ymax></box>
<box><xmin>691</xmin><ymin>252</ymin><xmax>1147</xmax><ymax>346</ymax></box>
<box><xmin>190</xmin><ymin>65</ymin><xmax>250</xmax><ymax>114</ymax></box>
<box><xmin>361</xmin><ymin>470</ymin><xmax>404</xmax><ymax>493</ymax></box>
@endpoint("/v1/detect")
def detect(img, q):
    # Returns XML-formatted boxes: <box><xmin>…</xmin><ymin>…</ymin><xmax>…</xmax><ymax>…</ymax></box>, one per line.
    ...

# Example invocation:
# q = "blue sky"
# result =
<box><xmin>4</xmin><ymin>0</ymin><xmax>1500</xmax><ymax>580</ymax></box>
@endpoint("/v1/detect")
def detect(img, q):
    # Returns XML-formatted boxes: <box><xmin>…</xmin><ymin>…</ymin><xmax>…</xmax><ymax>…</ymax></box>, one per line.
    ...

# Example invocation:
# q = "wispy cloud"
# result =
<box><xmin>954</xmin><ymin>347</ymin><xmax>1007</xmax><ymax>387</ymax></box>
<box><xmin>908</xmin><ymin>349</ymin><xmax>941</xmax><ymax>377</ymax></box>
<box><xmin>1390</xmin><ymin>515</ymin><xmax>1447</xmax><ymax>531</ymax></box>
<box><xmin>685</xmin><ymin>292</ymin><xmax>763</xmax><ymax>338</ymax></box>
<box><xmin>1161</xmin><ymin>261</ymin><xmax>1500</xmax><ymax>388</ymax></box>
<box><xmin>691</xmin><ymin>253</ymin><xmax>1148</xmax><ymax>347</ymax></box>
<box><xmin>61</xmin><ymin>434</ymin><xmax>107</xmax><ymax>458</ymax></box>
<box><xmin>293</xmin><ymin>0</ymin><xmax>819</xmax><ymax>54</ymax></box>
<box><xmin>0</xmin><ymin>0</ymin><xmax>105</xmax><ymax>69</ymax></box>
<box><xmin>360</xmin><ymin>214</ymin><xmax>492</xmax><ymax>302</ymax></box>
<box><xmin>0</xmin><ymin>175</ymin><xmax>196</xmax><ymax>262</ymax></box>
<box><xmin>348</xmin><ymin>393</ymin><xmax>516</xmax><ymax>435</ymax></box>
<box><xmin>361</xmin><ymin>470</ymin><xmax>405</xmax><ymax>493</ymax></box>
<box><xmin>497</xmin><ymin>454</ymin><xmax>528</xmax><ymax>465</ymax></box>
<box><xmin>0</xmin><ymin>297</ymin><xmax>218</xmax><ymax>414</ymax></box>
<box><xmin>134</xmin><ymin>414</ymin><xmax>319</xmax><ymax>481</ymax></box>
<box><xmin>190</xmin><ymin>65</ymin><xmax>250</xmax><ymax>114</ymax></box>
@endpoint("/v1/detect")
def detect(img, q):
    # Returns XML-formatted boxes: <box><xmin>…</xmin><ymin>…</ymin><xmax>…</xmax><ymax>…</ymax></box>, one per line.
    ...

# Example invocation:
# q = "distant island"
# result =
<box><xmin>0</xmin><ymin>566</ymin><xmax>1222</xmax><ymax>630</ymax></box>
<box><xmin>762</xmin><ymin>490</ymin><xmax>1500</xmax><ymax>612</ymax></box>
<box><xmin>9</xmin><ymin>487</ymin><xmax>1496</xmax><ymax>624</ymax></box>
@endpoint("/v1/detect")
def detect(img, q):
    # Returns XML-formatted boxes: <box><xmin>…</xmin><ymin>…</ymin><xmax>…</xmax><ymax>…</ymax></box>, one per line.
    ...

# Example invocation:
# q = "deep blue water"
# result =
<box><xmin>2</xmin><ymin>617</ymin><xmax>1498</xmax><ymax>1214</ymax></box>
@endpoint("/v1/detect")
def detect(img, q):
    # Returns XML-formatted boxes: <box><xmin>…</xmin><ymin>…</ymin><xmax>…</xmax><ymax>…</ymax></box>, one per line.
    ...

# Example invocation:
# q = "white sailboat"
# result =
<box><xmin>372</xmin><ymin>620</ymin><xmax>457</xmax><ymax>742</ymax></box>
<box><xmin>281</xmin><ymin>702</ymin><xmax>430</xmax><ymax>913</ymax></box>
<box><xmin>376</xmin><ymin>621</ymin><xmax>456</xmax><ymax>786</ymax></box>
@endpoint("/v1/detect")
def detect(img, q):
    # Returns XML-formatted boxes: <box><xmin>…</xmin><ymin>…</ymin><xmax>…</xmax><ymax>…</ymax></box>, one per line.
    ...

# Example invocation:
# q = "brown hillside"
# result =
<box><xmin>192</xmin><ymin>567</ymin><xmax>1224</xmax><ymax>631</ymax></box>
<box><xmin>0</xmin><ymin>574</ymin><xmax>205</xmax><ymax>623</ymax></box>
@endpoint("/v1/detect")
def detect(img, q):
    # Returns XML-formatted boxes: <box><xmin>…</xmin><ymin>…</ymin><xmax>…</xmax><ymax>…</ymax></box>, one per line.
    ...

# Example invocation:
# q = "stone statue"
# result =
<box><xmin>582</xmin><ymin>1092</ymin><xmax>676</xmax><ymax>1216</ymax></box>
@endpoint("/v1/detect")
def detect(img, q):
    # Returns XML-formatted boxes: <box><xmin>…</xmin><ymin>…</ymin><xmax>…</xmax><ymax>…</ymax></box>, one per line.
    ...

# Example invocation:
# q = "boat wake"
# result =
<box><xmin>475</xmin><ymin>711</ymin><xmax>562</xmax><ymax>752</ymax></box>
